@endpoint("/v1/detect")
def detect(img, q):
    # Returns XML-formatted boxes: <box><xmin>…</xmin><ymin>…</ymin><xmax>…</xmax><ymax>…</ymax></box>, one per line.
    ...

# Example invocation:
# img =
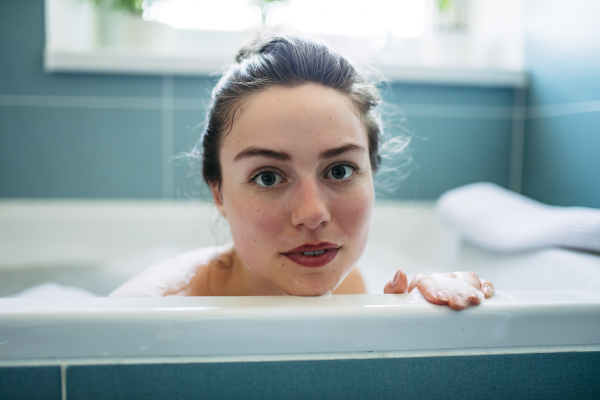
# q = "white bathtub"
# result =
<box><xmin>1</xmin><ymin>199</ymin><xmax>600</xmax><ymax>364</ymax></box>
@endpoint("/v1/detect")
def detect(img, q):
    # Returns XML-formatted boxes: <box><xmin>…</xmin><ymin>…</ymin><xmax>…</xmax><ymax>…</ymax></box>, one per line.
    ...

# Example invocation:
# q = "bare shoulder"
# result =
<box><xmin>109</xmin><ymin>245</ymin><xmax>233</xmax><ymax>297</ymax></box>
<box><xmin>332</xmin><ymin>267</ymin><xmax>366</xmax><ymax>295</ymax></box>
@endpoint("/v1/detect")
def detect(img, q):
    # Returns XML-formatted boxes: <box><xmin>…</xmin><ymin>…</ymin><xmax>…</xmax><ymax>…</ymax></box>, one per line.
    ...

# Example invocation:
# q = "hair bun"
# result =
<box><xmin>235</xmin><ymin>31</ymin><xmax>297</xmax><ymax>63</ymax></box>
<box><xmin>235</xmin><ymin>36</ymin><xmax>274</xmax><ymax>63</ymax></box>
<box><xmin>235</xmin><ymin>45</ymin><xmax>255</xmax><ymax>63</ymax></box>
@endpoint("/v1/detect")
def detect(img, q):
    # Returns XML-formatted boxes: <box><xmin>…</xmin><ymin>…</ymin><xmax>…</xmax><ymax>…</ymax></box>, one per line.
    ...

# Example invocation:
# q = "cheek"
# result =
<box><xmin>226</xmin><ymin>193</ymin><xmax>288</xmax><ymax>251</ymax></box>
<box><xmin>335</xmin><ymin>187</ymin><xmax>373</xmax><ymax>237</ymax></box>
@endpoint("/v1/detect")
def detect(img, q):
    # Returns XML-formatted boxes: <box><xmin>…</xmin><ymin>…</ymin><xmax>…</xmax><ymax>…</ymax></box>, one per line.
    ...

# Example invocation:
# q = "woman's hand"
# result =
<box><xmin>384</xmin><ymin>270</ymin><xmax>494</xmax><ymax>311</ymax></box>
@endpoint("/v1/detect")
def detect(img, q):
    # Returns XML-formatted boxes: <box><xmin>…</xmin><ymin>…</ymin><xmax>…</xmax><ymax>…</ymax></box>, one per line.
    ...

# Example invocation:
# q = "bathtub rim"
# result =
<box><xmin>1</xmin><ymin>291</ymin><xmax>599</xmax><ymax>363</ymax></box>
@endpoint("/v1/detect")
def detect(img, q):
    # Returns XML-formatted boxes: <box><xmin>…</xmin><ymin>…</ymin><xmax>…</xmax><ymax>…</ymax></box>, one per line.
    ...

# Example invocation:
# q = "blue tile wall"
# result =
<box><xmin>0</xmin><ymin>106</ymin><xmax>163</xmax><ymax>198</ymax></box>
<box><xmin>173</xmin><ymin>108</ymin><xmax>210</xmax><ymax>199</ymax></box>
<box><xmin>521</xmin><ymin>0</ymin><xmax>600</xmax><ymax>207</ymax></box>
<box><xmin>173</xmin><ymin>76</ymin><xmax>219</xmax><ymax>100</ymax></box>
<box><xmin>523</xmin><ymin>113</ymin><xmax>600</xmax><ymax>207</ymax></box>
<box><xmin>64</xmin><ymin>352</ymin><xmax>600</xmax><ymax>400</ymax></box>
<box><xmin>384</xmin><ymin>83</ymin><xmax>515</xmax><ymax>107</ymax></box>
<box><xmin>0</xmin><ymin>0</ymin><xmax>517</xmax><ymax>200</ymax></box>
<box><xmin>0</xmin><ymin>366</ymin><xmax>61</xmax><ymax>400</ymax></box>
<box><xmin>380</xmin><ymin>114</ymin><xmax>512</xmax><ymax>200</ymax></box>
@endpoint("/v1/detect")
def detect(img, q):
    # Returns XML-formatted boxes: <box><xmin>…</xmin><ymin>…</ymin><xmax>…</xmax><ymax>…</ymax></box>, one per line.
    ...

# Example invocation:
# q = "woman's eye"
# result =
<box><xmin>326</xmin><ymin>165</ymin><xmax>354</xmax><ymax>180</ymax></box>
<box><xmin>253</xmin><ymin>171</ymin><xmax>284</xmax><ymax>187</ymax></box>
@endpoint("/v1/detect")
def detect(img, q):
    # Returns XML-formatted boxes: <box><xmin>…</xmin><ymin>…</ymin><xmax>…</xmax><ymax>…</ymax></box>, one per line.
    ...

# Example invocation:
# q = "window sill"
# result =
<box><xmin>44</xmin><ymin>48</ymin><xmax>528</xmax><ymax>88</ymax></box>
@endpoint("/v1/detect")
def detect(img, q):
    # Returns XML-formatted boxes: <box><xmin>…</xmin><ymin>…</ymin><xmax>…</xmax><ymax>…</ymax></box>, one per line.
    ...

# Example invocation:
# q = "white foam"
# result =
<box><xmin>430</xmin><ymin>271</ymin><xmax>485</xmax><ymax>303</ymax></box>
<box><xmin>11</xmin><ymin>283</ymin><xmax>96</xmax><ymax>298</ymax></box>
<box><xmin>109</xmin><ymin>245</ymin><xmax>232</xmax><ymax>297</ymax></box>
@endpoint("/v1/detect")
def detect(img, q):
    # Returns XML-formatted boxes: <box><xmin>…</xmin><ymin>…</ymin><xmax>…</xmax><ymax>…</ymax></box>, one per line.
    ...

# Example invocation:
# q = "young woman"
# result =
<box><xmin>111</xmin><ymin>33</ymin><xmax>494</xmax><ymax>310</ymax></box>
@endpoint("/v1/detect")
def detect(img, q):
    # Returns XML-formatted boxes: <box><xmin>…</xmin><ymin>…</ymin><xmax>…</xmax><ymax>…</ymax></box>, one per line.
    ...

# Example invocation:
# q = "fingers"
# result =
<box><xmin>415</xmin><ymin>277</ymin><xmax>445</xmax><ymax>306</ymax></box>
<box><xmin>387</xmin><ymin>271</ymin><xmax>494</xmax><ymax>309</ymax></box>
<box><xmin>446</xmin><ymin>295</ymin><xmax>468</xmax><ymax>311</ymax></box>
<box><xmin>462</xmin><ymin>272</ymin><xmax>481</xmax><ymax>291</ymax></box>
<box><xmin>407</xmin><ymin>273</ymin><xmax>429</xmax><ymax>293</ymax></box>
<box><xmin>383</xmin><ymin>269</ymin><xmax>408</xmax><ymax>294</ymax></box>
<box><xmin>480</xmin><ymin>278</ymin><xmax>494</xmax><ymax>298</ymax></box>
<box><xmin>418</xmin><ymin>272</ymin><xmax>489</xmax><ymax>310</ymax></box>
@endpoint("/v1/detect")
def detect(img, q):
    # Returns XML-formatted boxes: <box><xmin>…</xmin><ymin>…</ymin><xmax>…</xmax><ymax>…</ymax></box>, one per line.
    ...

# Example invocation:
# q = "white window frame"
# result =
<box><xmin>44</xmin><ymin>0</ymin><xmax>528</xmax><ymax>87</ymax></box>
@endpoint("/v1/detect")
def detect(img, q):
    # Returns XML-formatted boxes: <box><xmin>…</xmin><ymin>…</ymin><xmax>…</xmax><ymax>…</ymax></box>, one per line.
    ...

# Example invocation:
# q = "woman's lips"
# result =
<box><xmin>282</xmin><ymin>242</ymin><xmax>340</xmax><ymax>268</ymax></box>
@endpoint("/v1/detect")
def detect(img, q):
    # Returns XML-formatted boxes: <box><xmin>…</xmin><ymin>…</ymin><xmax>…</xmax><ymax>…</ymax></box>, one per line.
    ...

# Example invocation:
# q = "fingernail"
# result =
<box><xmin>483</xmin><ymin>285</ymin><xmax>492</xmax><ymax>297</ymax></box>
<box><xmin>455</xmin><ymin>297</ymin><xmax>466</xmax><ymax>308</ymax></box>
<box><xmin>392</xmin><ymin>270</ymin><xmax>401</xmax><ymax>286</ymax></box>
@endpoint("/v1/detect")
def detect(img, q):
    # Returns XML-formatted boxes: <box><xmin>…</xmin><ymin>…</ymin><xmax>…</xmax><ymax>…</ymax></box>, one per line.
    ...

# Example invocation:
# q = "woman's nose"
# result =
<box><xmin>290</xmin><ymin>178</ymin><xmax>331</xmax><ymax>230</ymax></box>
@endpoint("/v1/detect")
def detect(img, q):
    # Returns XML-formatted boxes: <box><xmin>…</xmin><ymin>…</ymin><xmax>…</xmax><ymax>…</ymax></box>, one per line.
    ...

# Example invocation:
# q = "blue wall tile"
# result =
<box><xmin>522</xmin><ymin>113</ymin><xmax>600</xmax><ymax>207</ymax></box>
<box><xmin>0</xmin><ymin>106</ymin><xmax>163</xmax><ymax>198</ymax></box>
<box><xmin>386</xmin><ymin>83</ymin><xmax>515</xmax><ymax>107</ymax></box>
<box><xmin>173</xmin><ymin>109</ymin><xmax>209</xmax><ymax>199</ymax></box>
<box><xmin>522</xmin><ymin>0</ymin><xmax>600</xmax><ymax>207</ymax></box>
<box><xmin>0</xmin><ymin>366</ymin><xmax>61</xmax><ymax>400</ymax></box>
<box><xmin>173</xmin><ymin>76</ymin><xmax>218</xmax><ymax>99</ymax></box>
<box><xmin>378</xmin><ymin>117</ymin><xmax>512</xmax><ymax>200</ymax></box>
<box><xmin>66</xmin><ymin>352</ymin><xmax>600</xmax><ymax>400</ymax></box>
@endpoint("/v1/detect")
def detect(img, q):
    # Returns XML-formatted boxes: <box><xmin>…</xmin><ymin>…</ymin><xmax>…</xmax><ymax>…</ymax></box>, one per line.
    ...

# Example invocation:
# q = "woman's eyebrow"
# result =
<box><xmin>320</xmin><ymin>143</ymin><xmax>366</xmax><ymax>159</ymax></box>
<box><xmin>233</xmin><ymin>147</ymin><xmax>291</xmax><ymax>162</ymax></box>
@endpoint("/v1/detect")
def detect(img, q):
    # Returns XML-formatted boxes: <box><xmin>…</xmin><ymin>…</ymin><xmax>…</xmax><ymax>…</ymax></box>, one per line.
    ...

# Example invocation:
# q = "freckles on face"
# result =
<box><xmin>331</xmin><ymin>182</ymin><xmax>373</xmax><ymax>253</ymax></box>
<box><xmin>223</xmin><ymin>180</ymin><xmax>290</xmax><ymax>270</ymax></box>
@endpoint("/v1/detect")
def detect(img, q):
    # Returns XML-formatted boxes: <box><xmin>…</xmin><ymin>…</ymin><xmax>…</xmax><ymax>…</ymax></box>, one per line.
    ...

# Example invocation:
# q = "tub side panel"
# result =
<box><xmin>0</xmin><ymin>366</ymin><xmax>62</xmax><ymax>400</ymax></box>
<box><xmin>65</xmin><ymin>352</ymin><xmax>600</xmax><ymax>400</ymax></box>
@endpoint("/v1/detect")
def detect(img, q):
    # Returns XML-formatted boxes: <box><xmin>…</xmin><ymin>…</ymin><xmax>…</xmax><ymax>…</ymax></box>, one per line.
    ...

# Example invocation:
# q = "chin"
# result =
<box><xmin>285</xmin><ymin>282</ymin><xmax>337</xmax><ymax>297</ymax></box>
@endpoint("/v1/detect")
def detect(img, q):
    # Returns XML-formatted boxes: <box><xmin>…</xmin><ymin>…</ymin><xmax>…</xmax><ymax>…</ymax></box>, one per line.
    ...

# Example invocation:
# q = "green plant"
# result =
<box><xmin>251</xmin><ymin>0</ymin><xmax>289</xmax><ymax>23</ymax></box>
<box><xmin>89</xmin><ymin>0</ymin><xmax>288</xmax><ymax>18</ymax></box>
<box><xmin>91</xmin><ymin>0</ymin><xmax>146</xmax><ymax>14</ymax></box>
<box><xmin>437</xmin><ymin>0</ymin><xmax>453</xmax><ymax>12</ymax></box>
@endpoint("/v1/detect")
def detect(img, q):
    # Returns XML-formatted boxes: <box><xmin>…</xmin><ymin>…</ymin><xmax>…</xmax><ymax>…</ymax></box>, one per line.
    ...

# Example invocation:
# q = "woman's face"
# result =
<box><xmin>212</xmin><ymin>84</ymin><xmax>374</xmax><ymax>296</ymax></box>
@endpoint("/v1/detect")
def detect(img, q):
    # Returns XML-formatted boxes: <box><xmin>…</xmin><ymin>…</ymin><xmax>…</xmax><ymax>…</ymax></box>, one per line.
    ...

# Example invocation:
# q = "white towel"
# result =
<box><xmin>436</xmin><ymin>182</ymin><xmax>600</xmax><ymax>253</ymax></box>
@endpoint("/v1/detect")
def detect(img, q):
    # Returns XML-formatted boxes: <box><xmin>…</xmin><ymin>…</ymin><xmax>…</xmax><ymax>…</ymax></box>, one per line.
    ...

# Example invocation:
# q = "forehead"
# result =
<box><xmin>223</xmin><ymin>84</ymin><xmax>367</xmax><ymax>152</ymax></box>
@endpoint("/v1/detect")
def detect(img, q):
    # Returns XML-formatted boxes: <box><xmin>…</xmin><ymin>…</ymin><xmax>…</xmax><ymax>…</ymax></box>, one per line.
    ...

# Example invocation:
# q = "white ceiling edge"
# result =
<box><xmin>44</xmin><ymin>48</ymin><xmax>528</xmax><ymax>88</ymax></box>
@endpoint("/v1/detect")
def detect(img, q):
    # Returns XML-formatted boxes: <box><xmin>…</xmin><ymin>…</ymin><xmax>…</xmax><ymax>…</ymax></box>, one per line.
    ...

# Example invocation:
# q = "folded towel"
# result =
<box><xmin>436</xmin><ymin>182</ymin><xmax>600</xmax><ymax>253</ymax></box>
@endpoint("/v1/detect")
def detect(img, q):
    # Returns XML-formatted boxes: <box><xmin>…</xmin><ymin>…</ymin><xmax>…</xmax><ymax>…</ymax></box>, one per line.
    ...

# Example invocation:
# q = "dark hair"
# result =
<box><xmin>200</xmin><ymin>33</ymin><xmax>384</xmax><ymax>187</ymax></box>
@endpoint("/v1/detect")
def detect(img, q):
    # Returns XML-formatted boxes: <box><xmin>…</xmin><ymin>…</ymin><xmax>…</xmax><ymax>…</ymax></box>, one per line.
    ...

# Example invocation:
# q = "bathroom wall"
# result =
<box><xmin>521</xmin><ymin>0</ymin><xmax>600</xmax><ymax>208</ymax></box>
<box><xmin>0</xmin><ymin>0</ymin><xmax>516</xmax><ymax>200</ymax></box>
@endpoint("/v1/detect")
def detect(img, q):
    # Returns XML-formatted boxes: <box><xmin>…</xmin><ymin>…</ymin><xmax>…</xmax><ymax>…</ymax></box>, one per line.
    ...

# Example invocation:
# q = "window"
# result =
<box><xmin>44</xmin><ymin>0</ymin><xmax>526</xmax><ymax>87</ymax></box>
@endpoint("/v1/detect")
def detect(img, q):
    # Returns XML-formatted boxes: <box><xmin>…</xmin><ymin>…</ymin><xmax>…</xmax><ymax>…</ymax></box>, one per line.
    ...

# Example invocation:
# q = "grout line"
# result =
<box><xmin>0</xmin><ymin>94</ymin><xmax>162</xmax><ymax>109</ymax></box>
<box><xmin>527</xmin><ymin>100</ymin><xmax>600</xmax><ymax>118</ymax></box>
<box><xmin>397</xmin><ymin>103</ymin><xmax>514</xmax><ymax>119</ymax></box>
<box><xmin>0</xmin><ymin>94</ymin><xmax>204</xmax><ymax>111</ymax></box>
<box><xmin>61</xmin><ymin>364</ymin><xmax>67</xmax><ymax>400</ymax></box>
<box><xmin>0</xmin><ymin>95</ymin><xmax>516</xmax><ymax>119</ymax></box>
<box><xmin>174</xmin><ymin>97</ymin><xmax>205</xmax><ymax>110</ymax></box>
<box><xmin>509</xmin><ymin>89</ymin><xmax>527</xmax><ymax>193</ymax></box>
<box><xmin>162</xmin><ymin>76</ymin><xmax>175</xmax><ymax>199</ymax></box>
<box><xmin>2</xmin><ymin>94</ymin><xmax>599</xmax><ymax>119</ymax></box>
<box><xmin>1</xmin><ymin>345</ymin><xmax>598</xmax><ymax>367</ymax></box>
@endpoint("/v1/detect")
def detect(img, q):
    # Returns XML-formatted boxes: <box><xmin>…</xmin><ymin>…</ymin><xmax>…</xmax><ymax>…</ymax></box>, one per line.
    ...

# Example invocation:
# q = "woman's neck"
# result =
<box><xmin>185</xmin><ymin>247</ymin><xmax>287</xmax><ymax>296</ymax></box>
<box><xmin>225</xmin><ymin>249</ymin><xmax>288</xmax><ymax>296</ymax></box>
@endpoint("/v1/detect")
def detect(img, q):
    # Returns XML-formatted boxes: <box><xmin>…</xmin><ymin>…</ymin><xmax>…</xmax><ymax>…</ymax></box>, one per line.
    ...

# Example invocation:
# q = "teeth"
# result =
<box><xmin>302</xmin><ymin>250</ymin><xmax>326</xmax><ymax>256</ymax></box>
